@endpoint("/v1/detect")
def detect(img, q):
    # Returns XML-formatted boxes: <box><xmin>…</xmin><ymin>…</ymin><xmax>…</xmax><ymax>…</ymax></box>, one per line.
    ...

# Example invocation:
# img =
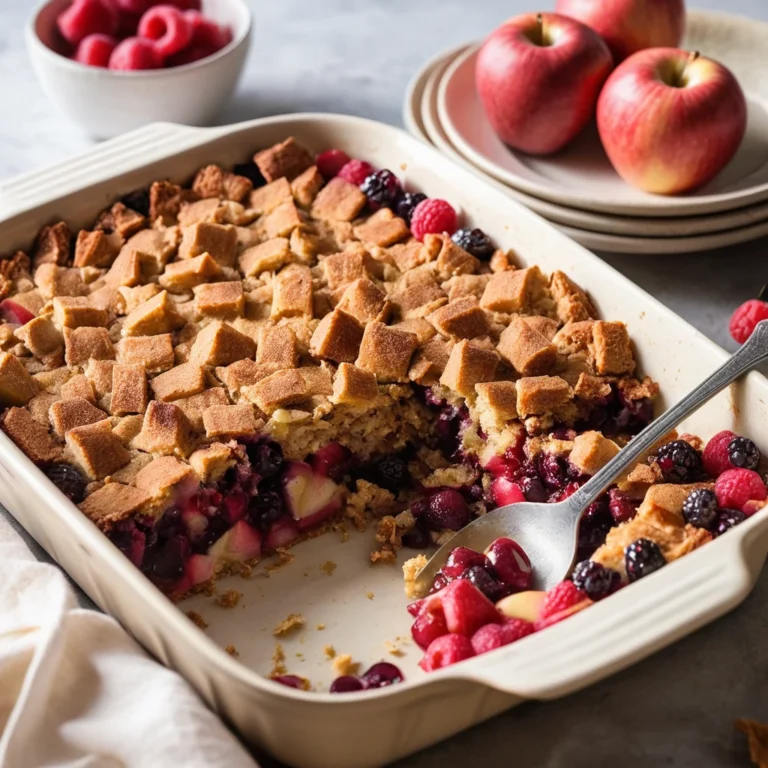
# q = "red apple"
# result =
<box><xmin>556</xmin><ymin>0</ymin><xmax>685</xmax><ymax>62</ymax></box>
<box><xmin>476</xmin><ymin>12</ymin><xmax>613</xmax><ymax>155</ymax></box>
<box><xmin>597</xmin><ymin>48</ymin><xmax>747</xmax><ymax>195</ymax></box>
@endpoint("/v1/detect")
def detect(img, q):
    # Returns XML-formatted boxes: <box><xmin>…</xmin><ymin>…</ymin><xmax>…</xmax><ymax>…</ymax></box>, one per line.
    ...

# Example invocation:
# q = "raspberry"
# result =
<box><xmin>113</xmin><ymin>0</ymin><xmax>153</xmax><ymax>13</ymax></box>
<box><xmin>729</xmin><ymin>299</ymin><xmax>768</xmax><ymax>344</ymax></box>
<box><xmin>652</xmin><ymin>439</ymin><xmax>702</xmax><ymax>483</ymax></box>
<box><xmin>410</xmin><ymin>198</ymin><xmax>458</xmax><ymax>241</ymax></box>
<box><xmin>166</xmin><ymin>44</ymin><xmax>216</xmax><ymax>67</ymax></box>
<box><xmin>537</xmin><ymin>581</ymin><xmax>587</xmax><ymax>624</ymax></box>
<box><xmin>500</xmin><ymin>617</ymin><xmax>535</xmax><ymax>644</ymax></box>
<box><xmin>570</xmin><ymin>560</ymin><xmax>619</xmax><ymax>600</ymax></box>
<box><xmin>681</xmin><ymin>488</ymin><xmax>718</xmax><ymax>530</ymax></box>
<box><xmin>57</xmin><ymin>0</ymin><xmax>118</xmax><ymax>46</ymax></box>
<box><xmin>702</xmin><ymin>430</ymin><xmax>737</xmax><ymax>477</ymax></box>
<box><xmin>315</xmin><ymin>149</ymin><xmax>351</xmax><ymax>179</ymax></box>
<box><xmin>184</xmin><ymin>11</ymin><xmax>232</xmax><ymax>50</ymax></box>
<box><xmin>715</xmin><ymin>468</ymin><xmax>767</xmax><ymax>511</ymax></box>
<box><xmin>109</xmin><ymin>37</ymin><xmax>163</xmax><ymax>70</ymax></box>
<box><xmin>74</xmin><ymin>33</ymin><xmax>117</xmax><ymax>67</ymax></box>
<box><xmin>625</xmin><ymin>538</ymin><xmax>666</xmax><ymax>582</ymax></box>
<box><xmin>337</xmin><ymin>159</ymin><xmax>375</xmax><ymax>186</ymax></box>
<box><xmin>728</xmin><ymin>437</ymin><xmax>760</xmax><ymax>471</ymax></box>
<box><xmin>138</xmin><ymin>5</ymin><xmax>193</xmax><ymax>58</ymax></box>
<box><xmin>451</xmin><ymin>228</ymin><xmax>494</xmax><ymax>259</ymax></box>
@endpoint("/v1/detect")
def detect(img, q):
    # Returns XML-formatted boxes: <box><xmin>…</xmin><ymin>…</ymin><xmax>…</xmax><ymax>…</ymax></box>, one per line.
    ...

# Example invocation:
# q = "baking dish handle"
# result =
<box><xmin>458</xmin><ymin>515</ymin><xmax>768</xmax><ymax>700</ymax></box>
<box><xmin>0</xmin><ymin>122</ymin><xmax>230</xmax><ymax>220</ymax></box>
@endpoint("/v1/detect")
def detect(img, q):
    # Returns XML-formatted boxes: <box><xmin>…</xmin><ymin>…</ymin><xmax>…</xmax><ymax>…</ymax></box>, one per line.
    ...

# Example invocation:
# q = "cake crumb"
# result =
<box><xmin>186</xmin><ymin>610</ymin><xmax>208</xmax><ymax>629</ymax></box>
<box><xmin>385</xmin><ymin>640</ymin><xmax>404</xmax><ymax>657</ymax></box>
<box><xmin>225</xmin><ymin>644</ymin><xmax>239</xmax><ymax>657</ymax></box>
<box><xmin>323</xmin><ymin>644</ymin><xmax>336</xmax><ymax>659</ymax></box>
<box><xmin>296</xmin><ymin>652</ymin><xmax>304</xmax><ymax>659</ymax></box>
<box><xmin>265</xmin><ymin>547</ymin><xmax>296</xmax><ymax>574</ymax></box>
<box><xmin>316</xmin><ymin>623</ymin><xmax>326</xmax><ymax>630</ymax></box>
<box><xmin>273</xmin><ymin>612</ymin><xmax>306</xmax><ymax>636</ymax></box>
<box><xmin>736</xmin><ymin>719</ymin><xmax>768</xmax><ymax>768</ymax></box>
<box><xmin>238</xmin><ymin>563</ymin><xmax>253</xmax><ymax>579</ymax></box>
<box><xmin>320</xmin><ymin>560</ymin><xmax>337</xmax><ymax>576</ymax></box>
<box><xmin>215</xmin><ymin>589</ymin><xmax>241</xmax><ymax>608</ymax></box>
<box><xmin>403</xmin><ymin>554</ymin><xmax>428</xmax><ymax>599</ymax></box>
<box><xmin>366</xmin><ymin>591</ymin><xmax>374</xmax><ymax>600</ymax></box>
<box><xmin>332</xmin><ymin>654</ymin><xmax>359</xmax><ymax>676</ymax></box>
<box><xmin>270</xmin><ymin>644</ymin><xmax>287</xmax><ymax>677</ymax></box>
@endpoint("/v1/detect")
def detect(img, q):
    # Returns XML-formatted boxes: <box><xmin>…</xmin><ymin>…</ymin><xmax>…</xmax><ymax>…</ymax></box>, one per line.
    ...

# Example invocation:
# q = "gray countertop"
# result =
<box><xmin>1</xmin><ymin>0</ymin><xmax>767</xmax><ymax>765</ymax></box>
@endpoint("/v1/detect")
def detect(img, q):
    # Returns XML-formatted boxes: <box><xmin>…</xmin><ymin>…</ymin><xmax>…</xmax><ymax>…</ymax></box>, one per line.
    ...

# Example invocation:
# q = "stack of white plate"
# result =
<box><xmin>403</xmin><ymin>10</ymin><xmax>768</xmax><ymax>254</ymax></box>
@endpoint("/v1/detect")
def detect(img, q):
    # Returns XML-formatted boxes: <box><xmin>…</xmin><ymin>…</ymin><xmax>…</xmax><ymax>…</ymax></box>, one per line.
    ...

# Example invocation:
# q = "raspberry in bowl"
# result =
<box><xmin>26</xmin><ymin>0</ymin><xmax>252</xmax><ymax>138</ymax></box>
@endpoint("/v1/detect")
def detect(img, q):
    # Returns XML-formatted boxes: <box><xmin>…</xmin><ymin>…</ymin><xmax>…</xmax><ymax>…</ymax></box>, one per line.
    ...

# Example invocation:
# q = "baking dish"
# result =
<box><xmin>0</xmin><ymin>114</ymin><xmax>767</xmax><ymax>768</ymax></box>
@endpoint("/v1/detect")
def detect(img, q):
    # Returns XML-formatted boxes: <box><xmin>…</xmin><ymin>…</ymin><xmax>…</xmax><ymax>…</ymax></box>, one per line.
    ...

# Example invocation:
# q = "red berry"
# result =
<box><xmin>337</xmin><ymin>159</ymin><xmax>375</xmax><ymax>186</ymax></box>
<box><xmin>730</xmin><ymin>299</ymin><xmax>768</xmax><ymax>344</ymax></box>
<box><xmin>715</xmin><ymin>468</ymin><xmax>767</xmax><ymax>511</ymax></box>
<box><xmin>315</xmin><ymin>149</ymin><xmax>351</xmax><ymax>179</ymax></box>
<box><xmin>702</xmin><ymin>430</ymin><xmax>737</xmax><ymax>477</ymax></box>
<box><xmin>535</xmin><ymin>580</ymin><xmax>590</xmax><ymax>630</ymax></box>
<box><xmin>57</xmin><ymin>0</ymin><xmax>118</xmax><ymax>46</ymax></box>
<box><xmin>419</xmin><ymin>634</ymin><xmax>475</xmax><ymax>672</ymax></box>
<box><xmin>501</xmin><ymin>617</ymin><xmax>536</xmax><ymax>644</ymax></box>
<box><xmin>490</xmin><ymin>476</ymin><xmax>525</xmax><ymax>507</ymax></box>
<box><xmin>138</xmin><ymin>5</ymin><xmax>192</xmax><ymax>58</ymax></box>
<box><xmin>74</xmin><ymin>33</ymin><xmax>117</xmax><ymax>67</ymax></box>
<box><xmin>411</xmin><ymin>606</ymin><xmax>449</xmax><ymax>650</ymax></box>
<box><xmin>410</xmin><ymin>198</ymin><xmax>458</xmax><ymax>241</ymax></box>
<box><xmin>165</xmin><ymin>43</ymin><xmax>216</xmax><ymax>67</ymax></box>
<box><xmin>470</xmin><ymin>618</ymin><xmax>534</xmax><ymax>655</ymax></box>
<box><xmin>485</xmin><ymin>537</ymin><xmax>532</xmax><ymax>591</ymax></box>
<box><xmin>112</xmin><ymin>0</ymin><xmax>152</xmax><ymax>14</ymax></box>
<box><xmin>184</xmin><ymin>11</ymin><xmax>231</xmax><ymax>50</ymax></box>
<box><xmin>109</xmin><ymin>37</ymin><xmax>163</xmax><ymax>70</ymax></box>
<box><xmin>164</xmin><ymin>0</ymin><xmax>201</xmax><ymax>9</ymax></box>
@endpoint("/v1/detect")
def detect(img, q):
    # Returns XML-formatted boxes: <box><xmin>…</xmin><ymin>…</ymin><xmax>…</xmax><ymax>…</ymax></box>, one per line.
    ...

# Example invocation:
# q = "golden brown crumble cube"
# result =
<box><xmin>60</xmin><ymin>373</ymin><xmax>96</xmax><ymax>403</ymax></box>
<box><xmin>353</xmin><ymin>209</ymin><xmax>409</xmax><ymax>248</ymax></box>
<box><xmin>171</xmin><ymin>387</ymin><xmax>230</xmax><ymax>432</ymax></box>
<box><xmin>215</xmin><ymin>359</ymin><xmax>279</xmax><ymax>398</ymax></box>
<box><xmin>122</xmin><ymin>291</ymin><xmax>184</xmax><ymax>337</ymax></box>
<box><xmin>96</xmin><ymin>202</ymin><xmax>146</xmax><ymax>239</ymax></box>
<box><xmin>574</xmin><ymin>372</ymin><xmax>612</xmax><ymax>402</ymax></box>
<box><xmin>16</xmin><ymin>317</ymin><xmax>63</xmax><ymax>359</ymax></box>
<box><xmin>391</xmin><ymin>318</ymin><xmax>436</xmax><ymax>345</ymax></box>
<box><xmin>135</xmin><ymin>455</ymin><xmax>195</xmax><ymax>497</ymax></box>
<box><xmin>149</xmin><ymin>180</ymin><xmax>196</xmax><ymax>225</ymax></box>
<box><xmin>336</xmin><ymin>277</ymin><xmax>389</xmax><ymax>324</ymax></box>
<box><xmin>550</xmin><ymin>270</ymin><xmax>595</xmax><ymax>324</ymax></box>
<box><xmin>192</xmin><ymin>164</ymin><xmax>253</xmax><ymax>203</ymax></box>
<box><xmin>178</xmin><ymin>198</ymin><xmax>226</xmax><ymax>227</ymax></box>
<box><xmin>64</xmin><ymin>327</ymin><xmax>114</xmax><ymax>367</ymax></box>
<box><xmin>331</xmin><ymin>362</ymin><xmax>379</xmax><ymax>405</ymax></box>
<box><xmin>481</xmin><ymin>268</ymin><xmax>538</xmax><ymax>313</ymax></box>
<box><xmin>117</xmin><ymin>284</ymin><xmax>161</xmax><ymax>315</ymax></box>
<box><xmin>249</xmin><ymin>177</ymin><xmax>292</xmax><ymax>215</ymax></box>
<box><xmin>203</xmin><ymin>403</ymin><xmax>259</xmax><ymax>438</ymax></box>
<box><xmin>33</xmin><ymin>367</ymin><xmax>74</xmax><ymax>395</ymax></box>
<box><xmin>515</xmin><ymin>376</ymin><xmax>573</xmax><ymax>417</ymax></box>
<box><xmin>33</xmin><ymin>222</ymin><xmax>71</xmax><ymax>267</ymax></box>
<box><xmin>430</xmin><ymin>234</ymin><xmax>481</xmax><ymax>280</ymax></box>
<box><xmin>291</xmin><ymin>165</ymin><xmax>324</xmax><ymax>208</ymax></box>
<box><xmin>310</xmin><ymin>178</ymin><xmax>367</xmax><ymax>222</ymax></box>
<box><xmin>150</xmin><ymin>362</ymin><xmax>206</xmax><ymax>402</ymax></box>
<box><xmin>194</xmin><ymin>281</ymin><xmax>244</xmax><ymax>317</ymax></box>
<box><xmin>440</xmin><ymin>340</ymin><xmax>499</xmax><ymax>397</ymax></box>
<box><xmin>553</xmin><ymin>320</ymin><xmax>595</xmax><ymax>356</ymax></box>
<box><xmin>569</xmin><ymin>431</ymin><xmax>620</xmax><ymax>475</ymax></box>
<box><xmin>49</xmin><ymin>397</ymin><xmax>106</xmax><ymax>437</ymax></box>
<box><xmin>521</xmin><ymin>315</ymin><xmax>559</xmax><ymax>341</ymax></box>
<box><xmin>246</xmin><ymin>368</ymin><xmax>308</xmax><ymax>413</ymax></box>
<box><xmin>322</xmin><ymin>250</ymin><xmax>368</xmax><ymax>291</ymax></box>
<box><xmin>79</xmin><ymin>482</ymin><xmax>151</xmax><ymax>530</ymax></box>
<box><xmin>257</xmin><ymin>325</ymin><xmax>298</xmax><ymax>368</ymax></box>
<box><xmin>592</xmin><ymin>321</ymin><xmax>635</xmax><ymax>375</ymax></box>
<box><xmin>12</xmin><ymin>289</ymin><xmax>45</xmax><ymax>318</ymax></box>
<box><xmin>179</xmin><ymin>222</ymin><xmax>238</xmax><ymax>267</ymax></box>
<box><xmin>356</xmin><ymin>321</ymin><xmax>417</xmax><ymax>383</ymax></box>
<box><xmin>52</xmin><ymin>297</ymin><xmax>109</xmax><ymax>329</ymax></box>
<box><xmin>115</xmin><ymin>334</ymin><xmax>175</xmax><ymax>373</ymax></box>
<box><xmin>104</xmin><ymin>249</ymin><xmax>142</xmax><ymax>289</ymax></box>
<box><xmin>33</xmin><ymin>265</ymin><xmax>85</xmax><ymax>300</ymax></box>
<box><xmin>260</xmin><ymin>200</ymin><xmax>303</xmax><ymax>240</ymax></box>
<box><xmin>189</xmin><ymin>442</ymin><xmax>236</xmax><ymax>483</ymax></box>
<box><xmin>239</xmin><ymin>238</ymin><xmax>291</xmax><ymax>277</ymax></box>
<box><xmin>310</xmin><ymin>309</ymin><xmax>364</xmax><ymax>364</ymax></box>
<box><xmin>66</xmin><ymin>419</ymin><xmax>130</xmax><ymax>480</ymax></box>
<box><xmin>497</xmin><ymin>317</ymin><xmax>558</xmax><ymax>376</ymax></box>
<box><xmin>254</xmin><ymin>137</ymin><xmax>314</xmax><ymax>182</ymax></box>
<box><xmin>3</xmin><ymin>406</ymin><xmax>60</xmax><ymax>462</ymax></box>
<box><xmin>299</xmin><ymin>364</ymin><xmax>334</xmax><ymax>396</ymax></box>
<box><xmin>111</xmin><ymin>364</ymin><xmax>148</xmax><ymax>415</ymax></box>
<box><xmin>189</xmin><ymin>321</ymin><xmax>256</xmax><ymax>367</ymax></box>
<box><xmin>443</xmin><ymin>273</ymin><xmax>491</xmax><ymax>303</ymax></box>
<box><xmin>427</xmin><ymin>296</ymin><xmax>489</xmax><ymax>340</ymax></box>
<box><xmin>133</xmin><ymin>401</ymin><xmax>194</xmax><ymax>457</ymax></box>
<box><xmin>84</xmin><ymin>359</ymin><xmax>115</xmax><ymax>397</ymax></box>
<box><xmin>159</xmin><ymin>253</ymin><xmax>222</xmax><ymax>292</ymax></box>
<box><xmin>390</xmin><ymin>270</ymin><xmax>447</xmax><ymax>319</ymax></box>
<box><xmin>408</xmin><ymin>335</ymin><xmax>454</xmax><ymax>385</ymax></box>
<box><xmin>122</xmin><ymin>228</ymin><xmax>178</xmax><ymax>276</ymax></box>
<box><xmin>388</xmin><ymin>240</ymin><xmax>428</xmax><ymax>272</ymax></box>
<box><xmin>475</xmin><ymin>380</ymin><xmax>518</xmax><ymax>422</ymax></box>
<box><xmin>73</xmin><ymin>230</ymin><xmax>120</xmax><ymax>268</ymax></box>
<box><xmin>271</xmin><ymin>264</ymin><xmax>313</xmax><ymax>319</ymax></box>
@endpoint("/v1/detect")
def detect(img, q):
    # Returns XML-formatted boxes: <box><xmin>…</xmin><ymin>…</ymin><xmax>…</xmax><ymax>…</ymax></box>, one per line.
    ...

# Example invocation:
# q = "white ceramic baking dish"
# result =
<box><xmin>0</xmin><ymin>115</ymin><xmax>767</xmax><ymax>768</ymax></box>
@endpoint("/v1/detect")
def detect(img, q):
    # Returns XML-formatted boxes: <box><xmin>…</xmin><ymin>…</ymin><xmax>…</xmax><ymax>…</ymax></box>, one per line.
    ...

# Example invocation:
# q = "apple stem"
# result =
<box><xmin>536</xmin><ymin>13</ymin><xmax>543</xmax><ymax>45</ymax></box>
<box><xmin>678</xmin><ymin>50</ymin><xmax>700</xmax><ymax>87</ymax></box>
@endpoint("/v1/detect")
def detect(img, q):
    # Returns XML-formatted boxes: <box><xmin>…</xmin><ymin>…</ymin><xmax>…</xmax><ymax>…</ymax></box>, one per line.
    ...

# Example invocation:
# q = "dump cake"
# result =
<box><xmin>0</xmin><ymin>136</ymin><xmax>765</xmax><ymax>688</ymax></box>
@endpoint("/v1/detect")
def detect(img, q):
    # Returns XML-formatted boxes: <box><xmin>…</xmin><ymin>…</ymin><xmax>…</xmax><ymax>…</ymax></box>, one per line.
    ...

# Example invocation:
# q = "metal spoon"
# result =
<box><xmin>413</xmin><ymin>319</ymin><xmax>768</xmax><ymax>595</ymax></box>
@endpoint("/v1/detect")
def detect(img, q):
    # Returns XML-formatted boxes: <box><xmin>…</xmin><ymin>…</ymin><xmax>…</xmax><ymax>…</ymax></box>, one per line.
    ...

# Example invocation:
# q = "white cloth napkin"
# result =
<box><xmin>0</xmin><ymin>514</ymin><xmax>258</xmax><ymax>768</ymax></box>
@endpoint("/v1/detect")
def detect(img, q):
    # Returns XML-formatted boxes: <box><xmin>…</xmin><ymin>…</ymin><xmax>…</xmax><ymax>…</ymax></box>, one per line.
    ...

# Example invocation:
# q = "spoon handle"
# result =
<box><xmin>567</xmin><ymin>320</ymin><xmax>768</xmax><ymax>515</ymax></box>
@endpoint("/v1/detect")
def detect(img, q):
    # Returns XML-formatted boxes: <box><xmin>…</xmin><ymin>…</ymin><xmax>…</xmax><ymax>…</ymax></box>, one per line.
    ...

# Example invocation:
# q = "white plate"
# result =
<box><xmin>412</xmin><ymin>42</ymin><xmax>768</xmax><ymax>240</ymax></box>
<box><xmin>438</xmin><ymin>10</ymin><xmax>768</xmax><ymax>218</ymax></box>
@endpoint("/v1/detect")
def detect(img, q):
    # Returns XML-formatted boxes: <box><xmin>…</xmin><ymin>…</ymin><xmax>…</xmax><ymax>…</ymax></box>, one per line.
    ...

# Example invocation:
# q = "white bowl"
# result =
<box><xmin>25</xmin><ymin>0</ymin><xmax>252</xmax><ymax>139</ymax></box>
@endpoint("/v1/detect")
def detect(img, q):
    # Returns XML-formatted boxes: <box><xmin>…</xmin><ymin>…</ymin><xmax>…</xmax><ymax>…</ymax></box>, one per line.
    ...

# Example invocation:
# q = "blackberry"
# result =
<box><xmin>682</xmin><ymin>488</ymin><xmax>718</xmax><ymax>530</ymax></box>
<box><xmin>571</xmin><ymin>560</ymin><xmax>619</xmax><ymax>600</ymax></box>
<box><xmin>624</xmin><ymin>538</ymin><xmax>666</xmax><ymax>582</ymax></box>
<box><xmin>715</xmin><ymin>508</ymin><xmax>746</xmax><ymax>536</ymax></box>
<box><xmin>44</xmin><ymin>463</ymin><xmax>86</xmax><ymax>503</ymax></box>
<box><xmin>368</xmin><ymin>454</ymin><xmax>410</xmax><ymax>492</ymax></box>
<box><xmin>727</xmin><ymin>437</ymin><xmax>760</xmax><ymax>470</ymax></box>
<box><xmin>360</xmin><ymin>169</ymin><xmax>401</xmax><ymax>210</ymax></box>
<box><xmin>120</xmin><ymin>189</ymin><xmax>150</xmax><ymax>217</ymax></box>
<box><xmin>652</xmin><ymin>440</ymin><xmax>702</xmax><ymax>483</ymax></box>
<box><xmin>458</xmin><ymin>564</ymin><xmax>502</xmax><ymax>601</ymax></box>
<box><xmin>247</xmin><ymin>489</ymin><xmax>284</xmax><ymax>531</ymax></box>
<box><xmin>232</xmin><ymin>161</ymin><xmax>266</xmax><ymax>188</ymax></box>
<box><xmin>451</xmin><ymin>228</ymin><xmax>494</xmax><ymax>259</ymax></box>
<box><xmin>395</xmin><ymin>192</ymin><xmax>427</xmax><ymax>224</ymax></box>
<box><xmin>247</xmin><ymin>440</ymin><xmax>283</xmax><ymax>479</ymax></box>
